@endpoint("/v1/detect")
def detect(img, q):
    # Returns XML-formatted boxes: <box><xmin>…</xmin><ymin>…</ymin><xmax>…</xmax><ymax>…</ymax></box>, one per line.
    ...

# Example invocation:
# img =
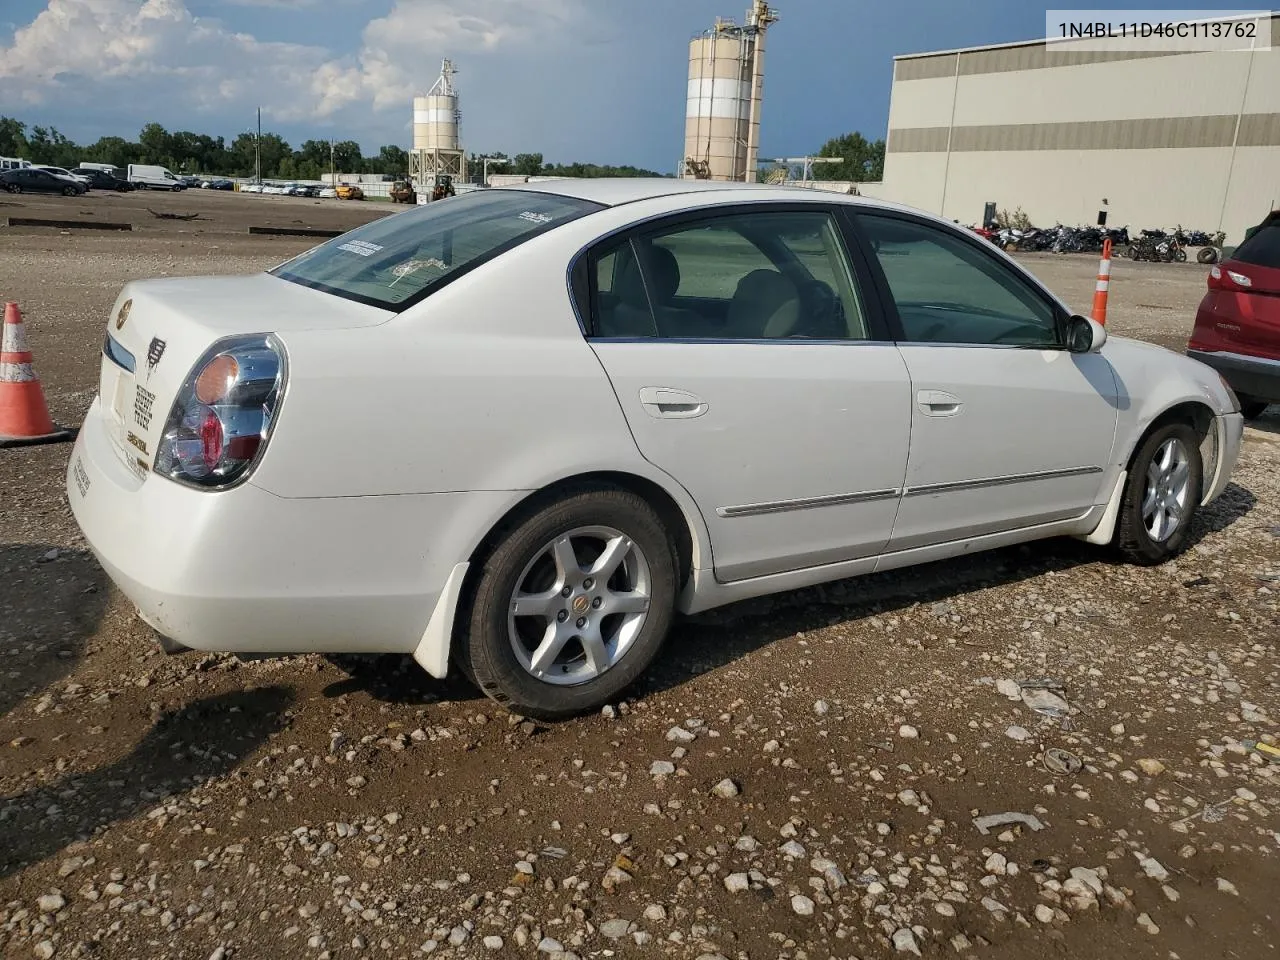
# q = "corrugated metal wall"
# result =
<box><xmin>880</xmin><ymin>15</ymin><xmax>1280</xmax><ymax>240</ymax></box>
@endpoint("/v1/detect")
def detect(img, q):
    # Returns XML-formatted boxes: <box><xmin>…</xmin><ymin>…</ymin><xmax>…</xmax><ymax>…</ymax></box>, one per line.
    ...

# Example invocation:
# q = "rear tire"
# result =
<box><xmin>455</xmin><ymin>488</ymin><xmax>678</xmax><ymax>720</ymax></box>
<box><xmin>1115</xmin><ymin>422</ymin><xmax>1203</xmax><ymax>565</ymax></box>
<box><xmin>6</xmin><ymin>183</ymin><xmax>20</xmax><ymax>194</ymax></box>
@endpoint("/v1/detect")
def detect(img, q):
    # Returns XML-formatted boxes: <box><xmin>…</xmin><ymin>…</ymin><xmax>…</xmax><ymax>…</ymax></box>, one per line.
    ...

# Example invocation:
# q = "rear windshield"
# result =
<box><xmin>1233</xmin><ymin>222</ymin><xmax>1280</xmax><ymax>270</ymax></box>
<box><xmin>272</xmin><ymin>190</ymin><xmax>603</xmax><ymax>310</ymax></box>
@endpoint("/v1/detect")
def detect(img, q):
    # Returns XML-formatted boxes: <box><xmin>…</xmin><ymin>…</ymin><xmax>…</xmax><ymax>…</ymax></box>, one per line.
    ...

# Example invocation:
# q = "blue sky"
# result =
<box><xmin>0</xmin><ymin>1</ymin><xmax>1260</xmax><ymax>170</ymax></box>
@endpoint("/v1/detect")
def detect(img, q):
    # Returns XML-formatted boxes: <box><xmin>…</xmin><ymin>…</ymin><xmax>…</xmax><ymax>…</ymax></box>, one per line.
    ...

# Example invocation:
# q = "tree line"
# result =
<box><xmin>0</xmin><ymin>116</ymin><xmax>881</xmax><ymax>182</ymax></box>
<box><xmin>0</xmin><ymin>117</ymin><xmax>665</xmax><ymax>181</ymax></box>
<box><xmin>790</xmin><ymin>132</ymin><xmax>885</xmax><ymax>183</ymax></box>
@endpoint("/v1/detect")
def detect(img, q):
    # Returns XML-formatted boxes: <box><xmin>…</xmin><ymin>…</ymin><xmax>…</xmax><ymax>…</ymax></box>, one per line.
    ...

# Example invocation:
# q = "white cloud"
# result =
<box><xmin>308</xmin><ymin>0</ymin><xmax>588</xmax><ymax>113</ymax></box>
<box><xmin>0</xmin><ymin>0</ymin><xmax>589</xmax><ymax>124</ymax></box>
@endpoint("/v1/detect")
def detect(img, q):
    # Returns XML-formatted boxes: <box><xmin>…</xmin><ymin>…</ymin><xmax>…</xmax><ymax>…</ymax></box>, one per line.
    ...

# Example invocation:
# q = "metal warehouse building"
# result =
<box><xmin>879</xmin><ymin>14</ymin><xmax>1280</xmax><ymax>242</ymax></box>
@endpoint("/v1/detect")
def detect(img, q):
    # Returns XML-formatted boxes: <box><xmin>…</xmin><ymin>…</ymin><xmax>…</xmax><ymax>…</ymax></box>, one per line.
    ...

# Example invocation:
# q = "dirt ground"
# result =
<box><xmin>1</xmin><ymin>191</ymin><xmax>1276</xmax><ymax>960</ymax></box>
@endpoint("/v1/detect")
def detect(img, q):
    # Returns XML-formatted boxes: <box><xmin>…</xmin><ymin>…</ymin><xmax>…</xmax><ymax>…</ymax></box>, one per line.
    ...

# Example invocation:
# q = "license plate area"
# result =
<box><xmin>103</xmin><ymin>365</ymin><xmax>149</xmax><ymax>480</ymax></box>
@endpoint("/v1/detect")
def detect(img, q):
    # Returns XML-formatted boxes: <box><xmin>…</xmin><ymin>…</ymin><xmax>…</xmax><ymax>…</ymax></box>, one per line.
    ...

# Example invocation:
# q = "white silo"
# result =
<box><xmin>409</xmin><ymin>59</ymin><xmax>467</xmax><ymax>193</ymax></box>
<box><xmin>683</xmin><ymin>2</ymin><xmax>778</xmax><ymax>182</ymax></box>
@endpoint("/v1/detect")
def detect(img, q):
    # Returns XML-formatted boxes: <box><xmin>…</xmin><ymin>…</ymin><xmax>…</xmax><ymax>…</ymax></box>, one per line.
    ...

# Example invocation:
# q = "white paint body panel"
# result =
<box><xmin>591</xmin><ymin>342</ymin><xmax>911</xmax><ymax>581</ymax></box>
<box><xmin>64</xmin><ymin>181</ymin><xmax>1245</xmax><ymax>671</ymax></box>
<box><xmin>890</xmin><ymin>346</ymin><xmax>1119</xmax><ymax>549</ymax></box>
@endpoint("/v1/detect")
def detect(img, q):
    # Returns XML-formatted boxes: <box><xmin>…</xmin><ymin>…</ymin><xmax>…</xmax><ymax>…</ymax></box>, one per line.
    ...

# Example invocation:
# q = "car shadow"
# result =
<box><xmin>1185</xmin><ymin>481</ymin><xmax>1258</xmax><ymax>546</ymax></box>
<box><xmin>0</xmin><ymin>544</ymin><xmax>108</xmax><ymax>722</ymax></box>
<box><xmin>635</xmin><ymin>480</ymin><xmax>1258</xmax><ymax>701</ymax></box>
<box><xmin>320</xmin><ymin>481</ymin><xmax>1257</xmax><ymax>713</ymax></box>
<box><xmin>0</xmin><ymin>686</ymin><xmax>294</xmax><ymax>881</ymax></box>
<box><xmin>321</xmin><ymin>654</ymin><xmax>483</xmax><ymax>705</ymax></box>
<box><xmin>1244</xmin><ymin>410</ymin><xmax>1279</xmax><ymax>437</ymax></box>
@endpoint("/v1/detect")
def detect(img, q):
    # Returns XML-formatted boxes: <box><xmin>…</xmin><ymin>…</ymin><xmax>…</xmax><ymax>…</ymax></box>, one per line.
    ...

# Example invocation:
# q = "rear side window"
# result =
<box><xmin>273</xmin><ymin>190</ymin><xmax>602</xmax><ymax>310</ymax></box>
<box><xmin>590</xmin><ymin>210</ymin><xmax>869</xmax><ymax>340</ymax></box>
<box><xmin>1233</xmin><ymin>224</ymin><xmax>1280</xmax><ymax>269</ymax></box>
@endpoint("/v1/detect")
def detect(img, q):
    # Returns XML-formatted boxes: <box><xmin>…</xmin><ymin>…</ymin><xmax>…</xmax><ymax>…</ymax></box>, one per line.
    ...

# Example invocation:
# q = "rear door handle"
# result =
<box><xmin>638</xmin><ymin>387</ymin><xmax>708</xmax><ymax>419</ymax></box>
<box><xmin>917</xmin><ymin>389</ymin><xmax>963</xmax><ymax>417</ymax></box>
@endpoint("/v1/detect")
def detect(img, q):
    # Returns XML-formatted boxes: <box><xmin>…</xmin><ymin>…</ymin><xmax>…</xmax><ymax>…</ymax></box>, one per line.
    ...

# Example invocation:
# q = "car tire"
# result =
<box><xmin>1115</xmin><ymin>422</ymin><xmax>1203</xmax><ymax>566</ymax></box>
<box><xmin>455</xmin><ymin>487</ymin><xmax>678</xmax><ymax>720</ymax></box>
<box><xmin>1196</xmin><ymin>247</ymin><xmax>1218</xmax><ymax>264</ymax></box>
<box><xmin>6</xmin><ymin>183</ymin><xmax>20</xmax><ymax>194</ymax></box>
<box><xmin>1237</xmin><ymin>396</ymin><xmax>1270</xmax><ymax>420</ymax></box>
<box><xmin>63</xmin><ymin>186</ymin><xmax>78</xmax><ymax>197</ymax></box>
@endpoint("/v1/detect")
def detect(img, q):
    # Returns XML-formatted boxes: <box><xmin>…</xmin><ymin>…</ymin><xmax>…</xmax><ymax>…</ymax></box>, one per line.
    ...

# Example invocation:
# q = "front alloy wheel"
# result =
<box><xmin>456</xmin><ymin>487</ymin><xmax>677</xmax><ymax>719</ymax></box>
<box><xmin>1141</xmin><ymin>437</ymin><xmax>1191</xmax><ymax>542</ymax></box>
<box><xmin>1115</xmin><ymin>422</ymin><xmax>1202</xmax><ymax>564</ymax></box>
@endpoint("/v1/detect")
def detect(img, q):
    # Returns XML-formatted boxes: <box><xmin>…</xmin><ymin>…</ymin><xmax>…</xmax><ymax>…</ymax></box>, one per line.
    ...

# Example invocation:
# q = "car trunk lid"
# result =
<box><xmin>97</xmin><ymin>273</ymin><xmax>390</xmax><ymax>481</ymax></box>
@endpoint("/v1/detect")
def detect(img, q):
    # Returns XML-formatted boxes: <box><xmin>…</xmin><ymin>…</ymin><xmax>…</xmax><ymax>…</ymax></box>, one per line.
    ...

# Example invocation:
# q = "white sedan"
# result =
<box><xmin>67</xmin><ymin>180</ymin><xmax>1245</xmax><ymax>718</ymax></box>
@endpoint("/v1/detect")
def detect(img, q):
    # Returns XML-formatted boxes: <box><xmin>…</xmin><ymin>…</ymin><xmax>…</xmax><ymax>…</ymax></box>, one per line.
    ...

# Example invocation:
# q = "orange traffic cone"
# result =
<box><xmin>1091</xmin><ymin>239</ymin><xmax>1112</xmax><ymax>324</ymax></box>
<box><xmin>0</xmin><ymin>302</ymin><xmax>73</xmax><ymax>448</ymax></box>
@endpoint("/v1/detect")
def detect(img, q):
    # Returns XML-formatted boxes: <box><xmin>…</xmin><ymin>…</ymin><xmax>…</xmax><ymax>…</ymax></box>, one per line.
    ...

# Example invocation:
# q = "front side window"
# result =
<box><xmin>274</xmin><ymin>190</ymin><xmax>602</xmax><ymax>310</ymax></box>
<box><xmin>858</xmin><ymin>214</ymin><xmax>1061</xmax><ymax>347</ymax></box>
<box><xmin>591</xmin><ymin>210</ymin><xmax>869</xmax><ymax>341</ymax></box>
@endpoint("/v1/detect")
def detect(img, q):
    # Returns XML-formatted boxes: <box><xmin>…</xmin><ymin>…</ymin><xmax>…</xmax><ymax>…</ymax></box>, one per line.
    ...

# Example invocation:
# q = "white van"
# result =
<box><xmin>127</xmin><ymin>164</ymin><xmax>185</xmax><ymax>191</ymax></box>
<box><xmin>0</xmin><ymin>157</ymin><xmax>32</xmax><ymax>172</ymax></box>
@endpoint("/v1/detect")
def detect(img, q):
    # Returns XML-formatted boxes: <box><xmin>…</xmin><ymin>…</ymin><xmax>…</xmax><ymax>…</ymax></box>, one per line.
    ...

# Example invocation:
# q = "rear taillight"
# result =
<box><xmin>1208</xmin><ymin>264</ymin><xmax>1253</xmax><ymax>291</ymax></box>
<box><xmin>154</xmin><ymin>334</ymin><xmax>287</xmax><ymax>489</ymax></box>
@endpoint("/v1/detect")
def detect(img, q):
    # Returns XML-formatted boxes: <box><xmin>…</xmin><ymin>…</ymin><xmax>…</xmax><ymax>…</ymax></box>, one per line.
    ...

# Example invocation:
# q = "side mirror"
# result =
<box><xmin>1066</xmin><ymin>315</ymin><xmax>1107</xmax><ymax>354</ymax></box>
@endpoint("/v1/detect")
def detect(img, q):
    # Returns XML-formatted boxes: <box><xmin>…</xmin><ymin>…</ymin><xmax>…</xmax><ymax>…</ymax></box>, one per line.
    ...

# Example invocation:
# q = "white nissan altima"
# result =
<box><xmin>67</xmin><ymin>179</ymin><xmax>1245</xmax><ymax>718</ymax></box>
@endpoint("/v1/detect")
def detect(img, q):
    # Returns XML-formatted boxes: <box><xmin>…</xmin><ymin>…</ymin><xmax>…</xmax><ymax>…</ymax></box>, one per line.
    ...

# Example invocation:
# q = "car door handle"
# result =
<box><xmin>638</xmin><ymin>387</ymin><xmax>708</xmax><ymax>419</ymax></box>
<box><xmin>917</xmin><ymin>390</ymin><xmax>963</xmax><ymax>417</ymax></box>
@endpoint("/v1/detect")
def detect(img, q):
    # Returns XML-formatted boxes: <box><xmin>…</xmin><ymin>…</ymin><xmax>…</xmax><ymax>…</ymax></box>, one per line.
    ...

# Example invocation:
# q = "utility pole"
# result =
<box><xmin>482</xmin><ymin>156</ymin><xmax>506</xmax><ymax>186</ymax></box>
<box><xmin>329</xmin><ymin>138</ymin><xmax>335</xmax><ymax>186</ymax></box>
<box><xmin>255</xmin><ymin>107</ymin><xmax>262</xmax><ymax>184</ymax></box>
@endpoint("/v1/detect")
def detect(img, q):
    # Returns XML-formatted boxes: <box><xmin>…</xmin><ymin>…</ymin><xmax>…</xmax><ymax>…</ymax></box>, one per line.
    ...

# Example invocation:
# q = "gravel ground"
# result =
<box><xmin>1</xmin><ymin>194</ymin><xmax>1277</xmax><ymax>960</ymax></box>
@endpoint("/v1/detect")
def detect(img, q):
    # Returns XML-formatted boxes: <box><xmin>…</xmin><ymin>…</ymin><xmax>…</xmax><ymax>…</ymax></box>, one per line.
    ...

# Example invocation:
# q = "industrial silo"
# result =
<box><xmin>683</xmin><ymin>2</ymin><xmax>778</xmax><ymax>182</ymax></box>
<box><xmin>409</xmin><ymin>59</ymin><xmax>467</xmax><ymax>196</ymax></box>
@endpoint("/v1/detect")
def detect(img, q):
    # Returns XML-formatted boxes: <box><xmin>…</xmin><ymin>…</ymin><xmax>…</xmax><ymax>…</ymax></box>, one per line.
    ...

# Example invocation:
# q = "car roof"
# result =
<box><xmin>498</xmin><ymin>177</ymin><xmax>847</xmax><ymax>208</ymax></box>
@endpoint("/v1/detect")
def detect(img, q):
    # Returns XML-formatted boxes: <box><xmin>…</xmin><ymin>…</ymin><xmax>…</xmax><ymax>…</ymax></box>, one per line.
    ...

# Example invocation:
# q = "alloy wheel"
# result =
<box><xmin>507</xmin><ymin>525</ymin><xmax>652</xmax><ymax>686</ymax></box>
<box><xmin>1142</xmin><ymin>437</ymin><xmax>1191</xmax><ymax>542</ymax></box>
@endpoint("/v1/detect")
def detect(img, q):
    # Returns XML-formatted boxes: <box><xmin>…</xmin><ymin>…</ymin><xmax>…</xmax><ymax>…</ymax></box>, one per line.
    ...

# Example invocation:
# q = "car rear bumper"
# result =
<box><xmin>1188</xmin><ymin>348</ymin><xmax>1280</xmax><ymax>403</ymax></box>
<box><xmin>66</xmin><ymin>397</ymin><xmax>508</xmax><ymax>655</ymax></box>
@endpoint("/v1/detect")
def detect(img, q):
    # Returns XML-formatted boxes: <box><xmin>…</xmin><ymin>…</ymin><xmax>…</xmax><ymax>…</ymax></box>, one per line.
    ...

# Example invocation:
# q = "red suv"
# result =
<box><xmin>1188</xmin><ymin>212</ymin><xmax>1280</xmax><ymax>420</ymax></box>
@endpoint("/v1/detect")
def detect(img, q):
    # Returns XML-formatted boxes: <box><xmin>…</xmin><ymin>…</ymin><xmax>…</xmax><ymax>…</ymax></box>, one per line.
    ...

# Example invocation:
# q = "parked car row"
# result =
<box><xmin>1</xmin><ymin>166</ymin><xmax>92</xmax><ymax>196</ymax></box>
<box><xmin>234</xmin><ymin>181</ymin><xmax>363</xmax><ymax>200</ymax></box>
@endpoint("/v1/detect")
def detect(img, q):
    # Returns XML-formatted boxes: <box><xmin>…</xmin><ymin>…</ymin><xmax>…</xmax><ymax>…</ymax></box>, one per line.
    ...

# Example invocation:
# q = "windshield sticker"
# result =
<box><xmin>518</xmin><ymin>211</ymin><xmax>554</xmax><ymax>225</ymax></box>
<box><xmin>388</xmin><ymin>258</ymin><xmax>447</xmax><ymax>287</ymax></box>
<box><xmin>338</xmin><ymin>240</ymin><xmax>384</xmax><ymax>257</ymax></box>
